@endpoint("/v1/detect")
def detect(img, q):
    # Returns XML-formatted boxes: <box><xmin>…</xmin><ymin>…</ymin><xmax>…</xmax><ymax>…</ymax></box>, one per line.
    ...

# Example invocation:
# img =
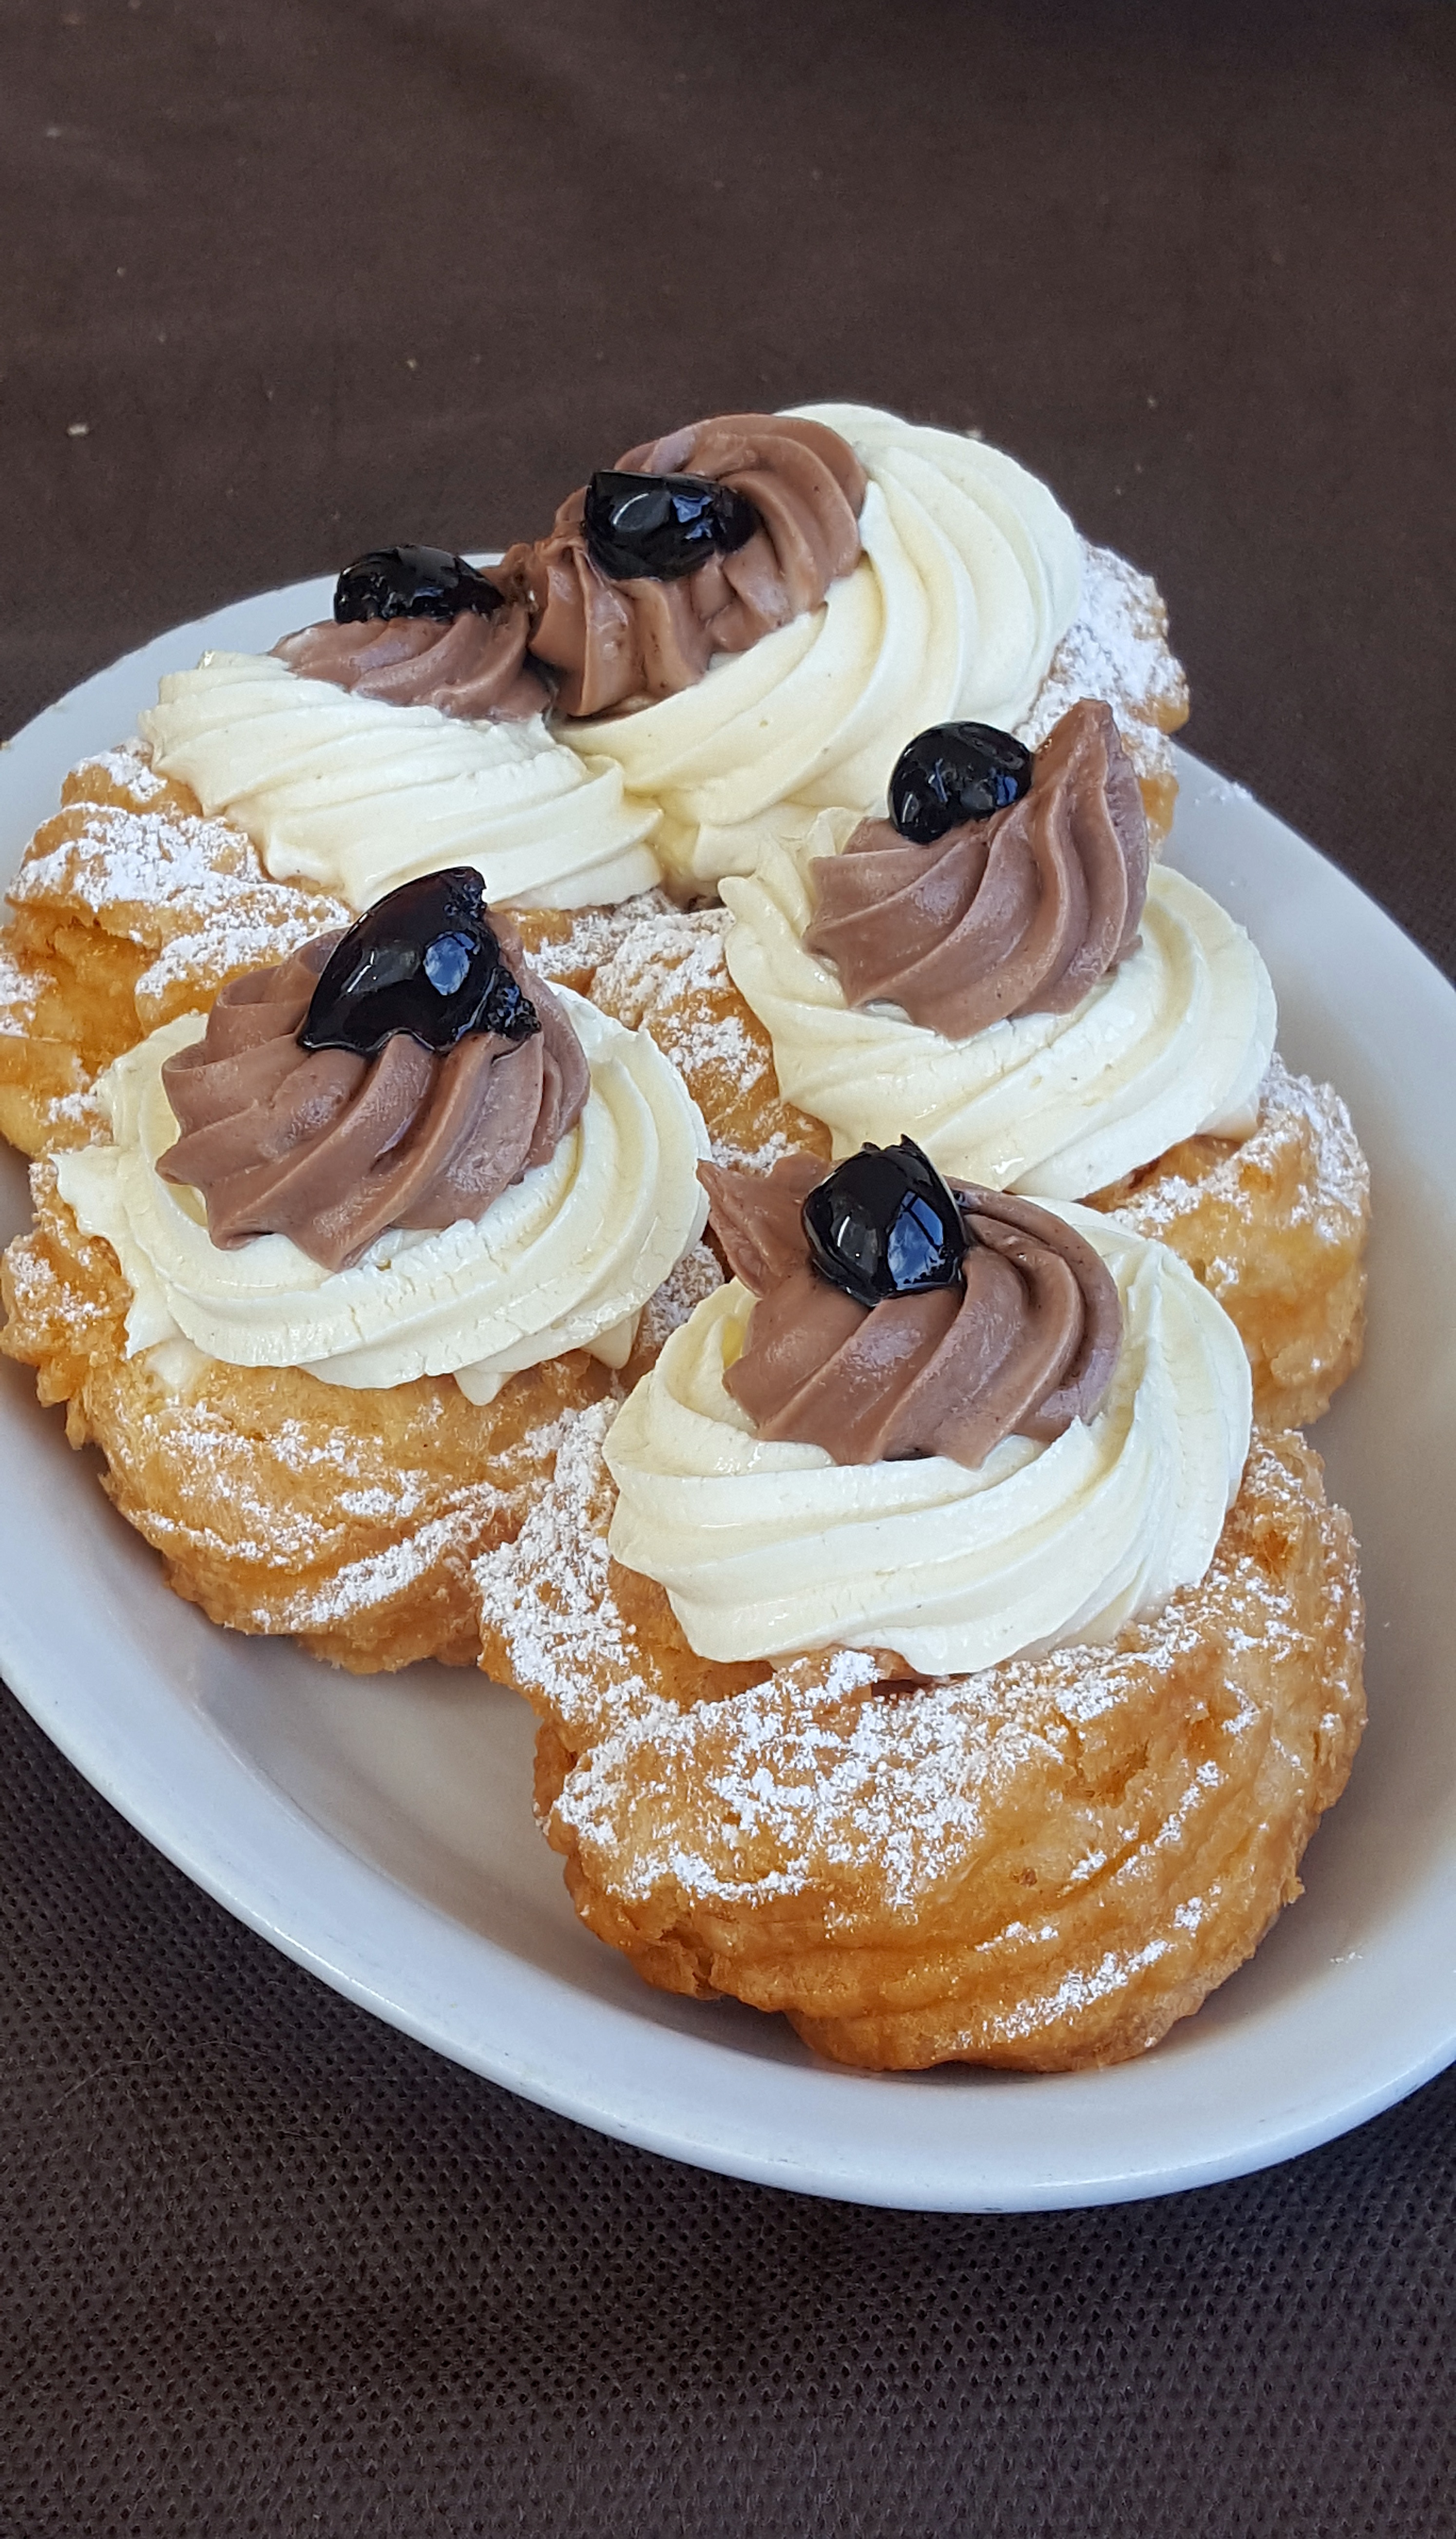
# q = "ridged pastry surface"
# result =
<box><xmin>476</xmin><ymin>1404</ymin><xmax>1364</xmax><ymax>2071</ymax></box>
<box><xmin>0</xmin><ymin>1154</ymin><xmax>718</xmax><ymax>1672</ymax></box>
<box><xmin>0</xmin><ymin>745</ymin><xmax>352</xmax><ymax>1160</ymax></box>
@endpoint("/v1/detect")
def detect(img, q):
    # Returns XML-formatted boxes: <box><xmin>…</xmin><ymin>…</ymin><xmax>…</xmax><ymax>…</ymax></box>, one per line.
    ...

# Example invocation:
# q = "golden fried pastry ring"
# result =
<box><xmin>475</xmin><ymin>1404</ymin><xmax>1364</xmax><ymax>2072</ymax></box>
<box><xmin>0</xmin><ymin>747</ymin><xmax>351</xmax><ymax>1159</ymax></box>
<box><xmin>0</xmin><ymin>1154</ymin><xmax>719</xmax><ymax>1673</ymax></box>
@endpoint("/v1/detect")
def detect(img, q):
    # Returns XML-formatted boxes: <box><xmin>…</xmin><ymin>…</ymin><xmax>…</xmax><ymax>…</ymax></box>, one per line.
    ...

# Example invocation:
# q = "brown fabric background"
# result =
<box><xmin>1</xmin><ymin>2</ymin><xmax>1454</xmax><ymax>2531</ymax></box>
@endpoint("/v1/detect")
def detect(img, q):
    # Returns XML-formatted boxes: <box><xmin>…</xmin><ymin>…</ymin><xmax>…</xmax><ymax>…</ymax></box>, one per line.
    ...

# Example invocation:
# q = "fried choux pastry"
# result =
<box><xmin>483</xmin><ymin>1417</ymin><xmax>1361</xmax><ymax>2070</ymax></box>
<box><xmin>475</xmin><ymin>1154</ymin><xmax>1363</xmax><ymax>2071</ymax></box>
<box><xmin>2</xmin><ymin>1155</ymin><xmax>611</xmax><ymax>1669</ymax></box>
<box><xmin>1091</xmin><ymin>1056</ymin><xmax>1367</xmax><ymax>1430</ymax></box>
<box><xmin>1</xmin><ymin>878</ymin><xmax>716</xmax><ymax>1669</ymax></box>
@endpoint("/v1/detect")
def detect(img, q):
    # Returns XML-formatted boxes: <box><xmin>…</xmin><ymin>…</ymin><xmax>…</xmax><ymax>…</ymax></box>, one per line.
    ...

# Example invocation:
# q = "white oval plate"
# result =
<box><xmin>2</xmin><ymin>582</ymin><xmax>1454</xmax><ymax>2212</ymax></box>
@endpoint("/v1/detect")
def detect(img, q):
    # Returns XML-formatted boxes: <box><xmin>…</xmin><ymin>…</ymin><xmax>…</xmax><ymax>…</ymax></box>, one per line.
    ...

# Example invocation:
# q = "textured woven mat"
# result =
<box><xmin>2</xmin><ymin>1</ymin><xmax>1454</xmax><ymax>2529</ymax></box>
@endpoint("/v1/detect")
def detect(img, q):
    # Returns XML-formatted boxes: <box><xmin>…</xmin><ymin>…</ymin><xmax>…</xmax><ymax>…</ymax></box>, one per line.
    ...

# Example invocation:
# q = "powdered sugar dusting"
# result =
<box><xmin>517</xmin><ymin>893</ymin><xmax>803</xmax><ymax>1168</ymax></box>
<box><xmin>631</xmin><ymin>1240</ymin><xmax>723</xmax><ymax>1365</ymax></box>
<box><xmin>496</xmin><ymin>1411</ymin><xmax>1329</xmax><ymax>1929</ymax></box>
<box><xmin>70</xmin><ymin>743</ymin><xmax>169</xmax><ymax>804</ymax></box>
<box><xmin>1022</xmin><ymin>540</ymin><xmax>1188</xmax><ymax>788</ymax></box>
<box><xmin>1110</xmin><ymin>1057</ymin><xmax>1368</xmax><ymax>1247</ymax></box>
<box><xmin>0</xmin><ymin>938</ymin><xmax>42</xmax><ymax>1027</ymax></box>
<box><xmin>591</xmin><ymin>904</ymin><xmax>806</xmax><ymax>1170</ymax></box>
<box><xmin>519</xmin><ymin>890</ymin><xmax>678</xmax><ymax>989</ymax></box>
<box><xmin>475</xmin><ymin>1393</ymin><xmax>652</xmax><ymax>1749</ymax></box>
<box><xmin>1</xmin><ymin>750</ymin><xmax>354</xmax><ymax>1154</ymax></box>
<box><xmin>592</xmin><ymin>904</ymin><xmax>733</xmax><ymax>1022</ymax></box>
<box><xmin>10</xmin><ymin>785</ymin><xmax>351</xmax><ymax>1024</ymax></box>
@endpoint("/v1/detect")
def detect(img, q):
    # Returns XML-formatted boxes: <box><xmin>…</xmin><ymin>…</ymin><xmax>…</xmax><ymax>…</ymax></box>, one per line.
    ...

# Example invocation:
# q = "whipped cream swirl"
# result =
<box><xmin>563</xmin><ymin>402</ymin><xmax>1085</xmax><ymax>885</ymax></box>
<box><xmin>135</xmin><ymin>411</ymin><xmax>1170</xmax><ymax>909</ymax></box>
<box><xmin>703</xmin><ymin>1155</ymin><xmax>1121</xmax><ymax>1468</ymax></box>
<box><xmin>805</xmin><ymin>701</ymin><xmax>1148</xmax><ymax>1037</ymax></box>
<box><xmin>510</xmin><ymin>414</ymin><xmax>867</xmax><ymax>717</ymax></box>
<box><xmin>138</xmin><ymin>651</ymin><xmax>662</xmax><ymax>910</ymax></box>
<box><xmin>275</xmin><ymin>609</ymin><xmax>550</xmax><ymax>722</ymax></box>
<box><xmin>158</xmin><ymin>921</ymin><xmax>587</xmax><ymax>1274</ymax></box>
<box><xmin>57</xmin><ymin>989</ymin><xmax>709</xmax><ymax>1400</ymax></box>
<box><xmin>722</xmin><ymin>840</ymin><xmax>1275</xmax><ymax>1198</ymax></box>
<box><xmin>604</xmin><ymin>1209</ymin><xmax>1251</xmax><ymax>1673</ymax></box>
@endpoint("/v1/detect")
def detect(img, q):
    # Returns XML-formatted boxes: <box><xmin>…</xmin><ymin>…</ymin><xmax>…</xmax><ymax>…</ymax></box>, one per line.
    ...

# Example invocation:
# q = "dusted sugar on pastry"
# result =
<box><xmin>476</xmin><ymin>1144</ymin><xmax>1364</xmax><ymax>2072</ymax></box>
<box><xmin>547</xmin><ymin>403</ymin><xmax>1187</xmax><ymax>884</ymax></box>
<box><xmin>1093</xmin><ymin>1054</ymin><xmax>1369</xmax><ymax>1429</ymax></box>
<box><xmin>0</xmin><ymin>744</ymin><xmax>356</xmax><ymax>1158</ymax></box>
<box><xmin>1</xmin><ymin>872</ymin><xmax>716</xmax><ymax>1668</ymax></box>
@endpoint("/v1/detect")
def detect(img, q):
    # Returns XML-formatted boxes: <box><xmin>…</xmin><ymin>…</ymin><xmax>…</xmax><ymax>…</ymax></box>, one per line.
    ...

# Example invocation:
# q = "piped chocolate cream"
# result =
<box><xmin>275</xmin><ymin>541</ymin><xmax>550</xmax><ymax>723</ymax></box>
<box><xmin>157</xmin><ymin>876</ymin><xmax>588</xmax><ymax>1274</ymax></box>
<box><xmin>803</xmin><ymin>700</ymin><xmax>1150</xmax><ymax>1039</ymax></box>
<box><xmin>274</xmin><ymin>611</ymin><xmax>551</xmax><ymax>722</ymax></box>
<box><xmin>504</xmin><ymin>413</ymin><xmax>868</xmax><ymax>717</ymax></box>
<box><xmin>701</xmin><ymin>1144</ymin><xmax>1121</xmax><ymax>1469</ymax></box>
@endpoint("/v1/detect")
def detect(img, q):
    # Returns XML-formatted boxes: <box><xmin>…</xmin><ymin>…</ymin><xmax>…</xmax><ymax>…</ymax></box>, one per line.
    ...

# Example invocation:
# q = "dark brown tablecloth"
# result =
<box><xmin>2</xmin><ymin>4</ymin><xmax>1454</xmax><ymax>2530</ymax></box>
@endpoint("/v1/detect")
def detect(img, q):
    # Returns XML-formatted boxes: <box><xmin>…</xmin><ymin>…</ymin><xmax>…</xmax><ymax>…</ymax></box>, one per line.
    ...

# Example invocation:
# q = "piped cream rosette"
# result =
<box><xmin>605</xmin><ymin>1210</ymin><xmax>1252</xmax><ymax>1677</ymax></box>
<box><xmin>56</xmin><ymin>988</ymin><xmax>709</xmax><ymax>1402</ymax></box>
<box><xmin>720</xmin><ymin>823</ymin><xmax>1276</xmax><ymax>1198</ymax></box>
<box><xmin>136</xmin><ymin>408</ymin><xmax>1171</xmax><ymax>908</ymax></box>
<box><xmin>139</xmin><ymin>652</ymin><xmax>663</xmax><ymax>911</ymax></box>
<box><xmin>563</xmin><ymin>402</ymin><xmax>1086</xmax><ymax>887</ymax></box>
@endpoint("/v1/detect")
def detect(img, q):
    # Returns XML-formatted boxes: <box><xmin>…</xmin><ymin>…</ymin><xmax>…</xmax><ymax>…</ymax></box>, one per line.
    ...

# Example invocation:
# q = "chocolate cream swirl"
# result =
<box><xmin>803</xmin><ymin>699</ymin><xmax>1150</xmax><ymax>1039</ymax></box>
<box><xmin>157</xmin><ymin>919</ymin><xmax>588</xmax><ymax>1274</ymax></box>
<box><xmin>701</xmin><ymin>1154</ymin><xmax>1121</xmax><ymax>1469</ymax></box>
<box><xmin>273</xmin><ymin>600</ymin><xmax>551</xmax><ymax>723</ymax></box>
<box><xmin>503</xmin><ymin>413</ymin><xmax>868</xmax><ymax>718</ymax></box>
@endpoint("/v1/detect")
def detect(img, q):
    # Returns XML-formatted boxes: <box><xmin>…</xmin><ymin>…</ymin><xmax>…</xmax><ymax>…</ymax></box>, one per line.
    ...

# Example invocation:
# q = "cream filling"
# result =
<box><xmin>721</xmin><ymin>840</ymin><xmax>1276</xmax><ymax>1198</ymax></box>
<box><xmin>139</xmin><ymin>651</ymin><xmax>664</xmax><ymax>911</ymax></box>
<box><xmin>604</xmin><ymin>1212</ymin><xmax>1252</xmax><ymax>1674</ymax></box>
<box><xmin>562</xmin><ymin>402</ymin><xmax>1084</xmax><ymax>886</ymax></box>
<box><xmin>56</xmin><ymin>989</ymin><xmax>709</xmax><ymax>1400</ymax></box>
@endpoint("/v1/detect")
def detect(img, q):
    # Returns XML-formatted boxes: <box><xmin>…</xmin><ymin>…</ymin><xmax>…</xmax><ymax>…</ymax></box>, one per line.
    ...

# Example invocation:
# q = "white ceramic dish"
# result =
<box><xmin>2</xmin><ymin>582</ymin><xmax>1454</xmax><ymax>2213</ymax></box>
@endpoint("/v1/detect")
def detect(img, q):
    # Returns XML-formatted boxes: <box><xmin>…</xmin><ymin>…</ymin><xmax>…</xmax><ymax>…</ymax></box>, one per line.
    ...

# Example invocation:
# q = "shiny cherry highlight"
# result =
<box><xmin>299</xmin><ymin>868</ymin><xmax>538</xmax><ymax>1059</ymax></box>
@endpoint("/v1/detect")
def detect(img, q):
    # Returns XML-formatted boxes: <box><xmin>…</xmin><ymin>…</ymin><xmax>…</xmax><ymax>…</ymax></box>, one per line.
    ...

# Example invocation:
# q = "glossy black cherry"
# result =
<box><xmin>333</xmin><ymin>544</ymin><xmax>506</xmax><ymax>624</ymax></box>
<box><xmin>299</xmin><ymin>868</ymin><xmax>538</xmax><ymax>1059</ymax></box>
<box><xmin>583</xmin><ymin>469</ymin><xmax>759</xmax><ymax>583</ymax></box>
<box><xmin>888</xmin><ymin>722</ymin><xmax>1035</xmax><ymax>844</ymax></box>
<box><xmin>802</xmin><ymin>1138</ymin><xmax>969</xmax><ymax>1311</ymax></box>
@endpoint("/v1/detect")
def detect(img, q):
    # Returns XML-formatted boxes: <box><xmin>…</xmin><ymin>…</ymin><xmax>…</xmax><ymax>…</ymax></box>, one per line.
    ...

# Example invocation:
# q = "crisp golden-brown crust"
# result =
<box><xmin>1025</xmin><ymin>540</ymin><xmax>1190</xmax><ymax>846</ymax></box>
<box><xmin>476</xmin><ymin>1409</ymin><xmax>1364</xmax><ymax>2071</ymax></box>
<box><xmin>522</xmin><ymin>897</ymin><xmax>831</xmax><ymax>1174</ymax></box>
<box><xmin>1088</xmin><ymin>1058</ymin><xmax>1368</xmax><ymax>1427</ymax></box>
<box><xmin>0</xmin><ymin>746</ymin><xmax>350</xmax><ymax>1158</ymax></box>
<box><xmin>0</xmin><ymin>1158</ymin><xmax>633</xmax><ymax>1671</ymax></box>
